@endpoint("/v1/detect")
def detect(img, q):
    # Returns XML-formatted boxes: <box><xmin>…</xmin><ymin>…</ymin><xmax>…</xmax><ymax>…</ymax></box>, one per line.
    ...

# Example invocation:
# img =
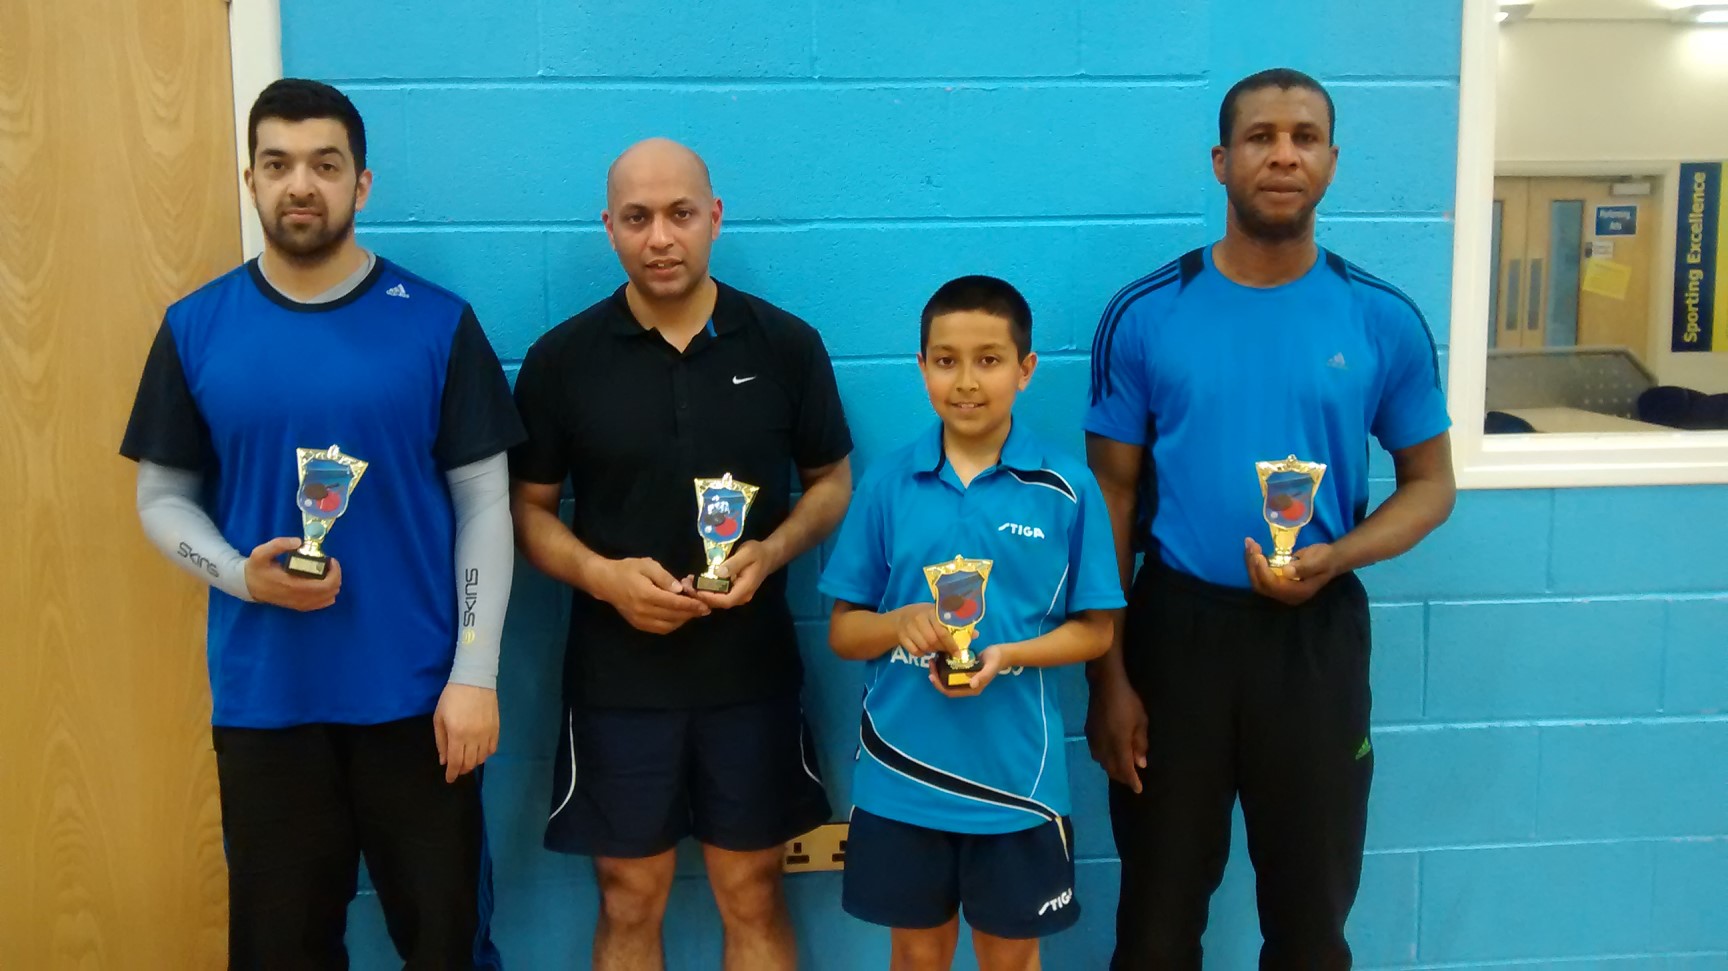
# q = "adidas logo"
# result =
<box><xmin>1325</xmin><ymin>352</ymin><xmax>1348</xmax><ymax>370</ymax></box>
<box><xmin>386</xmin><ymin>283</ymin><xmax>410</xmax><ymax>299</ymax></box>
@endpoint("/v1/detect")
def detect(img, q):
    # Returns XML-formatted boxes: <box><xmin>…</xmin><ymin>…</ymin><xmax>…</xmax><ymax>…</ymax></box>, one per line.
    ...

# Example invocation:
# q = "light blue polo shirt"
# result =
<box><xmin>820</xmin><ymin>421</ymin><xmax>1125</xmax><ymax>835</ymax></box>
<box><xmin>1085</xmin><ymin>246</ymin><xmax>1451</xmax><ymax>588</ymax></box>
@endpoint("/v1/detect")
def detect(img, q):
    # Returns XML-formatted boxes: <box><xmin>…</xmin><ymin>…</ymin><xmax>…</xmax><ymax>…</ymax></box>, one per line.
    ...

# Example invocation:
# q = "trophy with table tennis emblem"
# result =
<box><xmin>694</xmin><ymin>473</ymin><xmax>760</xmax><ymax>593</ymax></box>
<box><xmin>286</xmin><ymin>444</ymin><xmax>368</xmax><ymax>579</ymax></box>
<box><xmin>923</xmin><ymin>555</ymin><xmax>993</xmax><ymax>688</ymax></box>
<box><xmin>1256</xmin><ymin>454</ymin><xmax>1326</xmax><ymax>578</ymax></box>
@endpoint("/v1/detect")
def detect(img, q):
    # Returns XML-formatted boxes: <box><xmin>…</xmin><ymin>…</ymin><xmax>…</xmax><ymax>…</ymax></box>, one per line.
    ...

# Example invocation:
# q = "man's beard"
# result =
<box><xmin>261</xmin><ymin>200</ymin><xmax>356</xmax><ymax>262</ymax></box>
<box><xmin>1226</xmin><ymin>184</ymin><xmax>1316</xmax><ymax>243</ymax></box>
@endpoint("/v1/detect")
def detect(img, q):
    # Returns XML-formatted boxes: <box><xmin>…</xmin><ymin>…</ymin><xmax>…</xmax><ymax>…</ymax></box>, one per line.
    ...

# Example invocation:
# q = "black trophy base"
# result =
<box><xmin>695</xmin><ymin>573</ymin><xmax>731</xmax><ymax>594</ymax></box>
<box><xmin>932</xmin><ymin>652</ymin><xmax>980</xmax><ymax>688</ymax></box>
<box><xmin>285</xmin><ymin>550</ymin><xmax>329</xmax><ymax>579</ymax></box>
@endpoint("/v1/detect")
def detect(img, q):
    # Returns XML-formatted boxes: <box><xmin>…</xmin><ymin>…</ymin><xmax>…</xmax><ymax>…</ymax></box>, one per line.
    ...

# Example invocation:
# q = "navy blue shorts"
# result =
<box><xmin>842</xmin><ymin>807</ymin><xmax>1080</xmax><ymax>940</ymax></box>
<box><xmin>543</xmin><ymin>693</ymin><xmax>831</xmax><ymax>858</ymax></box>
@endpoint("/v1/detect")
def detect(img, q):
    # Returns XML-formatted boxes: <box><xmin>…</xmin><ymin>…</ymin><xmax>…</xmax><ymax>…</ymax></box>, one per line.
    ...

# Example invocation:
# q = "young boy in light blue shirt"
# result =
<box><xmin>820</xmin><ymin>276</ymin><xmax>1125</xmax><ymax>969</ymax></box>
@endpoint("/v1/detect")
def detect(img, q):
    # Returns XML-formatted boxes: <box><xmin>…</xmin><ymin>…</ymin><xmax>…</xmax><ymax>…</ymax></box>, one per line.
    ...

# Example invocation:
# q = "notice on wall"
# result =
<box><xmin>1672</xmin><ymin>161</ymin><xmax>1727</xmax><ymax>353</ymax></box>
<box><xmin>1595</xmin><ymin>205</ymin><xmax>1638</xmax><ymax>236</ymax></box>
<box><xmin>1582</xmin><ymin>259</ymin><xmax>1632</xmax><ymax>301</ymax></box>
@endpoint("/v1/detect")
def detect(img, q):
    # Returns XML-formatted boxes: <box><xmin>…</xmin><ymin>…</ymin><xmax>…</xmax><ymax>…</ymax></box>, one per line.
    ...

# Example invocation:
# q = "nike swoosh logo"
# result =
<box><xmin>732</xmin><ymin>375</ymin><xmax>757</xmax><ymax>385</ymax></box>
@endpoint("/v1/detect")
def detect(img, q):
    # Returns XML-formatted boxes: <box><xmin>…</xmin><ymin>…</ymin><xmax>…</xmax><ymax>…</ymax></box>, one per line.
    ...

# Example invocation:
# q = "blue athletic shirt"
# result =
<box><xmin>819</xmin><ymin>421</ymin><xmax>1125</xmax><ymax>835</ymax></box>
<box><xmin>1084</xmin><ymin>246</ymin><xmax>1450</xmax><ymax>588</ymax></box>
<box><xmin>120</xmin><ymin>258</ymin><xmax>524</xmax><ymax>728</ymax></box>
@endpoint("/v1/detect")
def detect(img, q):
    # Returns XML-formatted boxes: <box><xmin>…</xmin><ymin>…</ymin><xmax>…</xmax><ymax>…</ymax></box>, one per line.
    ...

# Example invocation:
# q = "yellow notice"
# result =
<box><xmin>1581</xmin><ymin>258</ymin><xmax>1632</xmax><ymax>301</ymax></box>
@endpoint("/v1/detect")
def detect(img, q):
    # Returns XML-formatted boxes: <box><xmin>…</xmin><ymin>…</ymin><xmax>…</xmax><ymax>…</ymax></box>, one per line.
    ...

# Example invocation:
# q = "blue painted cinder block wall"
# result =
<box><xmin>281</xmin><ymin>2</ymin><xmax>1727</xmax><ymax>966</ymax></box>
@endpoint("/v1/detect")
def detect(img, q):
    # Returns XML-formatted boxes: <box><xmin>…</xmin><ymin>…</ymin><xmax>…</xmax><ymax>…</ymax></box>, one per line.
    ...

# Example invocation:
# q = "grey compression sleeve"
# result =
<box><xmin>136</xmin><ymin>461</ymin><xmax>255</xmax><ymax>602</ymax></box>
<box><xmin>446</xmin><ymin>453</ymin><xmax>513</xmax><ymax>690</ymax></box>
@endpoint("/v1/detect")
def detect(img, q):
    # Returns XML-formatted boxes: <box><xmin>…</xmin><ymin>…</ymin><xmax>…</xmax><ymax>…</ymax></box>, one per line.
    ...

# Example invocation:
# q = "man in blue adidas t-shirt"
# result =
<box><xmin>1084</xmin><ymin>69</ymin><xmax>1457</xmax><ymax>968</ymax></box>
<box><xmin>120</xmin><ymin>80</ymin><xmax>521</xmax><ymax>968</ymax></box>
<box><xmin>821</xmin><ymin>277</ymin><xmax>1124</xmax><ymax>969</ymax></box>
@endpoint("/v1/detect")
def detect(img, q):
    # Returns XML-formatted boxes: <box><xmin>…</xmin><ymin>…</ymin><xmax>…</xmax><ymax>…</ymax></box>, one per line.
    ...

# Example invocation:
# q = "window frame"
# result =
<box><xmin>1448</xmin><ymin>0</ymin><xmax>1728</xmax><ymax>489</ymax></box>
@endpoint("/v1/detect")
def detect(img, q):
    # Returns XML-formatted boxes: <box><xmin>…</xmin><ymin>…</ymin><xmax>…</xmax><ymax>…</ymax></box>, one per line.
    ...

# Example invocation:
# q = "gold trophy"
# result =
<box><xmin>287</xmin><ymin>444</ymin><xmax>368</xmax><ymax>579</ymax></box>
<box><xmin>923</xmin><ymin>555</ymin><xmax>993</xmax><ymax>688</ymax></box>
<box><xmin>694</xmin><ymin>473</ymin><xmax>760</xmax><ymax>593</ymax></box>
<box><xmin>1256</xmin><ymin>454</ymin><xmax>1326</xmax><ymax>578</ymax></box>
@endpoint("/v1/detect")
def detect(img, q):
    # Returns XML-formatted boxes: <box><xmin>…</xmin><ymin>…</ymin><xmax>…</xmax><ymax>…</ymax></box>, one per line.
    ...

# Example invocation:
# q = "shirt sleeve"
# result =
<box><xmin>507</xmin><ymin>337</ymin><xmax>571</xmax><ymax>486</ymax></box>
<box><xmin>1370</xmin><ymin>298</ymin><xmax>1452</xmax><ymax>452</ymax></box>
<box><xmin>1065</xmin><ymin>470</ymin><xmax>1129</xmax><ymax>615</ymax></box>
<box><xmin>120</xmin><ymin>317</ymin><xmax>214</xmax><ymax>472</ymax></box>
<box><xmin>791</xmin><ymin>323</ymin><xmax>854</xmax><ymax>470</ymax></box>
<box><xmin>433</xmin><ymin>307</ymin><xmax>527</xmax><ymax>470</ymax></box>
<box><xmin>818</xmin><ymin>467</ymin><xmax>889</xmax><ymax>609</ymax></box>
<box><xmin>1083</xmin><ymin>299</ymin><xmax>1152</xmax><ymax>446</ymax></box>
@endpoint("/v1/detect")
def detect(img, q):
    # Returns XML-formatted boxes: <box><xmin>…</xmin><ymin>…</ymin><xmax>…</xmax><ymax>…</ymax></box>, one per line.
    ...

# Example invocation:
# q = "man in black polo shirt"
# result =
<box><xmin>510</xmin><ymin>138</ymin><xmax>853</xmax><ymax>971</ymax></box>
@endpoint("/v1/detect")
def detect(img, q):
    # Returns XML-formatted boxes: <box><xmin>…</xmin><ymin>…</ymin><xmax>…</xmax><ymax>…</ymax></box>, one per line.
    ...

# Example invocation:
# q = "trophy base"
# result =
<box><xmin>932</xmin><ymin>652</ymin><xmax>980</xmax><ymax>688</ymax></box>
<box><xmin>695</xmin><ymin>574</ymin><xmax>731</xmax><ymax>594</ymax></box>
<box><xmin>285</xmin><ymin>550</ymin><xmax>329</xmax><ymax>579</ymax></box>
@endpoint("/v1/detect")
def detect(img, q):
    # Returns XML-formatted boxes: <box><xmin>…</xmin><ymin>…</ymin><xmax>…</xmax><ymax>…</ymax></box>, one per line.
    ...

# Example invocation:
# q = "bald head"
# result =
<box><xmin>606</xmin><ymin>138</ymin><xmax>713</xmax><ymax>209</ymax></box>
<box><xmin>602</xmin><ymin>138</ymin><xmax>724</xmax><ymax>303</ymax></box>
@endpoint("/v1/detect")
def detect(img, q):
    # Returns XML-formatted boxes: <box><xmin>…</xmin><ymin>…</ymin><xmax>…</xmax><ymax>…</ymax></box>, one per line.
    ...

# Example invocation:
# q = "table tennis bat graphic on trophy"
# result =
<box><xmin>693</xmin><ymin>473</ymin><xmax>760</xmax><ymax>594</ymax></box>
<box><xmin>923</xmin><ymin>555</ymin><xmax>993</xmax><ymax>688</ymax></box>
<box><xmin>286</xmin><ymin>444</ymin><xmax>368</xmax><ymax>579</ymax></box>
<box><xmin>1256</xmin><ymin>454</ymin><xmax>1326</xmax><ymax>578</ymax></box>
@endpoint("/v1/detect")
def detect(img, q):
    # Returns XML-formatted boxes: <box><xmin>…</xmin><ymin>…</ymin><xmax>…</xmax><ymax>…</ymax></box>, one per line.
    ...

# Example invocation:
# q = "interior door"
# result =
<box><xmin>1492</xmin><ymin>178</ymin><xmax>1532</xmax><ymax>349</ymax></box>
<box><xmin>1496</xmin><ymin>176</ymin><xmax>1658</xmax><ymax>359</ymax></box>
<box><xmin>1</xmin><ymin>1</ymin><xmax>238</xmax><ymax>966</ymax></box>
<box><xmin>1544</xmin><ymin>177</ymin><xmax>1657</xmax><ymax>355</ymax></box>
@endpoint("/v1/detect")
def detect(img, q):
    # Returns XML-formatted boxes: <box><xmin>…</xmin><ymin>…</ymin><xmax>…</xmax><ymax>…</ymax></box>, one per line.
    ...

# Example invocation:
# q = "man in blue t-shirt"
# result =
<box><xmin>821</xmin><ymin>277</ymin><xmax>1124</xmax><ymax>969</ymax></box>
<box><xmin>1084</xmin><ymin>69</ymin><xmax>1456</xmax><ymax>968</ymax></box>
<box><xmin>120</xmin><ymin>80</ymin><xmax>522</xmax><ymax>969</ymax></box>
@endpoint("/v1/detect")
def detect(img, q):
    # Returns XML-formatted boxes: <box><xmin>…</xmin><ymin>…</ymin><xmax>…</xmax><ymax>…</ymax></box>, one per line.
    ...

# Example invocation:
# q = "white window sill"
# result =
<box><xmin>1454</xmin><ymin>428</ymin><xmax>1728</xmax><ymax>489</ymax></box>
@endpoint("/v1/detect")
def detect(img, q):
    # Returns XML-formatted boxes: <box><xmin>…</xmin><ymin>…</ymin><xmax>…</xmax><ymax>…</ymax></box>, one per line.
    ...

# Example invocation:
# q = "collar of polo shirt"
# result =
<box><xmin>604</xmin><ymin>280</ymin><xmax>749</xmax><ymax>339</ymax></box>
<box><xmin>913</xmin><ymin>419</ymin><xmax>1043</xmax><ymax>477</ymax></box>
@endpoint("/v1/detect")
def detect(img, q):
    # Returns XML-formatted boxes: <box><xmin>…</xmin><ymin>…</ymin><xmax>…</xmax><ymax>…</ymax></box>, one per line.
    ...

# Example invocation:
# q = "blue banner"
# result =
<box><xmin>1673</xmin><ymin>162</ymin><xmax>1723</xmax><ymax>353</ymax></box>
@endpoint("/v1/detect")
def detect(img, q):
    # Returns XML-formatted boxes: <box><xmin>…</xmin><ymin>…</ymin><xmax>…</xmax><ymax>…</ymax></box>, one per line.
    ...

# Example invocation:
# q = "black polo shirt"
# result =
<box><xmin>511</xmin><ymin>281</ymin><xmax>852</xmax><ymax>709</ymax></box>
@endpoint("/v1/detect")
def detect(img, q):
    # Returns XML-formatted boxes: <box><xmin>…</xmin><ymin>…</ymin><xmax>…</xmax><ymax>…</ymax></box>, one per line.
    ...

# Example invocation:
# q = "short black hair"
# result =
<box><xmin>920</xmin><ymin>275</ymin><xmax>1033</xmax><ymax>360</ymax></box>
<box><xmin>248</xmin><ymin>78</ymin><xmax>367</xmax><ymax>171</ymax></box>
<box><xmin>1218</xmin><ymin>68</ymin><xmax>1335</xmax><ymax>146</ymax></box>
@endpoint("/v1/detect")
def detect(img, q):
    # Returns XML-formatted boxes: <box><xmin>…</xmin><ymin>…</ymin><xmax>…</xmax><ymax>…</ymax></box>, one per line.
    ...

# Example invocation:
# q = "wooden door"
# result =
<box><xmin>1492</xmin><ymin>178</ymin><xmax>1532</xmax><ymax>348</ymax></box>
<box><xmin>1495</xmin><ymin>176</ymin><xmax>1659</xmax><ymax>360</ymax></box>
<box><xmin>1536</xmin><ymin>177</ymin><xmax>1659</xmax><ymax>355</ymax></box>
<box><xmin>1</xmin><ymin>1</ymin><xmax>238</xmax><ymax>966</ymax></box>
<box><xmin>1521</xmin><ymin>177</ymin><xmax>1565</xmax><ymax>349</ymax></box>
